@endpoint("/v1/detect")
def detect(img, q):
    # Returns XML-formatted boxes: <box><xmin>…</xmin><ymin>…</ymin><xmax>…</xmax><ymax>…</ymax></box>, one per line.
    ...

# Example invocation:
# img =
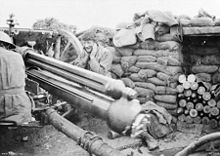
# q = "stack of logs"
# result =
<box><xmin>177</xmin><ymin>74</ymin><xmax>220</xmax><ymax>128</ymax></box>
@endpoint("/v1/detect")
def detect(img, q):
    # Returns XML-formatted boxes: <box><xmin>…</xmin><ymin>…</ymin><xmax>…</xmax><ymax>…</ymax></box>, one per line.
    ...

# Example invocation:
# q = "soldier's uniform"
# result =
<box><xmin>0</xmin><ymin>32</ymin><xmax>32</xmax><ymax>125</ymax></box>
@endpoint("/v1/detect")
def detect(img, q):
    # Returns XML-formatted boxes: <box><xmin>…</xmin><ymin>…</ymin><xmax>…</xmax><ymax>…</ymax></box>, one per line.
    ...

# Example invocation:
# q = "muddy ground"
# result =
<box><xmin>0</xmin><ymin>111</ymin><xmax>220</xmax><ymax>156</ymax></box>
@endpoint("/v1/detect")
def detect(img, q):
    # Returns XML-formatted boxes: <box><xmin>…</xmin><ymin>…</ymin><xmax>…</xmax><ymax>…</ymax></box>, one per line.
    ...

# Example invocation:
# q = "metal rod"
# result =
<box><xmin>24</xmin><ymin>51</ymin><xmax>135</xmax><ymax>99</ymax></box>
<box><xmin>27</xmin><ymin>69</ymin><xmax>112</xmax><ymax>120</ymax></box>
<box><xmin>46</xmin><ymin>108</ymin><xmax>125</xmax><ymax>156</ymax></box>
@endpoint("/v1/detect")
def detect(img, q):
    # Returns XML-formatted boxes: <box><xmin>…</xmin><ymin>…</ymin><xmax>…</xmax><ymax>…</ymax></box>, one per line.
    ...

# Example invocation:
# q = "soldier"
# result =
<box><xmin>73</xmin><ymin>31</ymin><xmax>113</xmax><ymax>77</ymax></box>
<box><xmin>0</xmin><ymin>31</ymin><xmax>32</xmax><ymax>125</ymax></box>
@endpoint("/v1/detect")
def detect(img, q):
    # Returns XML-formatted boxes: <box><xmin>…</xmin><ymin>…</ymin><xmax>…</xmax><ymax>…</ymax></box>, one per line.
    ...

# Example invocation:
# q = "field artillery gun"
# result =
<box><xmin>0</xmin><ymin>26</ymin><xmax>143</xmax><ymax>156</ymax></box>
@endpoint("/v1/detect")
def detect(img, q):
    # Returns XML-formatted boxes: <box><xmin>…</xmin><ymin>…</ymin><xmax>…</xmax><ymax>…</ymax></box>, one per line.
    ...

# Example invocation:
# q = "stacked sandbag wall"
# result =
<box><xmin>110</xmin><ymin>39</ymin><xmax>183</xmax><ymax>118</ymax></box>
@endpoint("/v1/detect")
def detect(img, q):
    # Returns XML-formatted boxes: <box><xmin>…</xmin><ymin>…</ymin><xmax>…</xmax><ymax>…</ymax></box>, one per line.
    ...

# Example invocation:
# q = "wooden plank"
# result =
<box><xmin>183</xmin><ymin>26</ymin><xmax>220</xmax><ymax>36</ymax></box>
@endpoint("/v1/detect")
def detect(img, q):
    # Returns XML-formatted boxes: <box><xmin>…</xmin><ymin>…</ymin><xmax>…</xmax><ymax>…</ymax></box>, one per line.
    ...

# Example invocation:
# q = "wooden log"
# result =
<box><xmin>197</xmin><ymin>86</ymin><xmax>206</xmax><ymax>95</ymax></box>
<box><xmin>184</xmin><ymin>109</ymin><xmax>189</xmax><ymax>115</ymax></box>
<box><xmin>182</xmin><ymin>81</ymin><xmax>191</xmax><ymax>89</ymax></box>
<box><xmin>207</xmin><ymin>99</ymin><xmax>216</xmax><ymax>107</ymax></box>
<box><xmin>202</xmin><ymin>117</ymin><xmax>210</xmax><ymax>125</ymax></box>
<box><xmin>203</xmin><ymin>105</ymin><xmax>211</xmax><ymax>114</ymax></box>
<box><xmin>209</xmin><ymin>119</ymin><xmax>218</xmax><ymax>129</ymax></box>
<box><xmin>187</xmin><ymin>74</ymin><xmax>196</xmax><ymax>83</ymax></box>
<box><xmin>202</xmin><ymin>92</ymin><xmax>211</xmax><ymax>101</ymax></box>
<box><xmin>195</xmin><ymin>103</ymin><xmax>203</xmax><ymax>111</ymax></box>
<box><xmin>191</xmin><ymin>92</ymin><xmax>197</xmax><ymax>99</ymax></box>
<box><xmin>177</xmin><ymin>85</ymin><xmax>184</xmax><ymax>93</ymax></box>
<box><xmin>186</xmin><ymin>102</ymin><xmax>194</xmax><ymax>110</ymax></box>
<box><xmin>177</xmin><ymin>107</ymin><xmax>184</xmax><ymax>114</ymax></box>
<box><xmin>189</xmin><ymin>109</ymin><xmax>198</xmax><ymax>118</ymax></box>
<box><xmin>210</xmin><ymin>107</ymin><xmax>219</xmax><ymax>116</ymax></box>
<box><xmin>179</xmin><ymin>99</ymin><xmax>187</xmax><ymax>107</ymax></box>
<box><xmin>217</xmin><ymin>100</ymin><xmax>220</xmax><ymax>108</ymax></box>
<box><xmin>184</xmin><ymin>90</ymin><xmax>192</xmax><ymax>97</ymax></box>
<box><xmin>190</xmin><ymin>82</ymin><xmax>199</xmax><ymax>90</ymax></box>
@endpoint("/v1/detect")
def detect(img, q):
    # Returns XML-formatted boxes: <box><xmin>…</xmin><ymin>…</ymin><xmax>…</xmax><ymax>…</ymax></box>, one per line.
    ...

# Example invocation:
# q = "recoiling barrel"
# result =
<box><xmin>24</xmin><ymin>51</ymin><xmax>142</xmax><ymax>133</ymax></box>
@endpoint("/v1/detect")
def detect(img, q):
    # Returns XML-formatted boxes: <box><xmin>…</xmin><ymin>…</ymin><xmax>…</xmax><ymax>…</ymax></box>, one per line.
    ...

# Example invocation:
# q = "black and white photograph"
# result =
<box><xmin>0</xmin><ymin>0</ymin><xmax>220</xmax><ymax>155</ymax></box>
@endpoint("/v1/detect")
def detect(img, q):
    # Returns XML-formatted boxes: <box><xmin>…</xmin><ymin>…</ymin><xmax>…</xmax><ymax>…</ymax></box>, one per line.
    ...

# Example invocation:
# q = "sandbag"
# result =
<box><xmin>134</xmin><ymin>82</ymin><xmax>156</xmax><ymax>91</ymax></box>
<box><xmin>121</xmin><ymin>77</ymin><xmax>135</xmax><ymax>88</ymax></box>
<box><xmin>195</xmin><ymin>73</ymin><xmax>211</xmax><ymax>82</ymax></box>
<box><xmin>156</xmin><ymin>34</ymin><xmax>176</xmax><ymax>42</ymax></box>
<box><xmin>158</xmin><ymin>41</ymin><xmax>180</xmax><ymax>51</ymax></box>
<box><xmin>190</xmin><ymin>17</ymin><xmax>214</xmax><ymax>26</ymax></box>
<box><xmin>136</xmin><ymin>62</ymin><xmax>171</xmax><ymax>75</ymax></box>
<box><xmin>130</xmin><ymin>73</ymin><xmax>144</xmax><ymax>82</ymax></box>
<box><xmin>165</xmin><ymin>87</ymin><xmax>177</xmax><ymax>95</ymax></box>
<box><xmin>157</xmin><ymin>57</ymin><xmax>168</xmax><ymax>66</ymax></box>
<box><xmin>156</xmin><ymin>102</ymin><xmax>177</xmax><ymax>110</ymax></box>
<box><xmin>138</xmin><ymin>69</ymin><xmax>157</xmax><ymax>79</ymax></box>
<box><xmin>155</xmin><ymin>86</ymin><xmax>166</xmax><ymax>94</ymax></box>
<box><xmin>179</xmin><ymin>18</ymin><xmax>191</xmax><ymax>26</ymax></box>
<box><xmin>212</xmin><ymin>72</ymin><xmax>220</xmax><ymax>84</ymax></box>
<box><xmin>135</xmin><ymin>87</ymin><xmax>155</xmax><ymax>97</ymax></box>
<box><xmin>156</xmin><ymin>72</ymin><xmax>170</xmax><ymax>81</ymax></box>
<box><xmin>140</xmin><ymin>40</ymin><xmax>161</xmax><ymax>50</ymax></box>
<box><xmin>191</xmin><ymin>65</ymin><xmax>218</xmax><ymax>73</ymax></box>
<box><xmin>147</xmin><ymin>10</ymin><xmax>178</xmax><ymax>26</ymax></box>
<box><xmin>115</xmin><ymin>47</ymin><xmax>134</xmax><ymax>56</ymax></box>
<box><xmin>147</xmin><ymin>77</ymin><xmax>167</xmax><ymax>86</ymax></box>
<box><xmin>166</xmin><ymin>66</ymin><xmax>183</xmax><ymax>75</ymax></box>
<box><xmin>154</xmin><ymin>95</ymin><xmax>176</xmax><ymax>104</ymax></box>
<box><xmin>134</xmin><ymin>49</ymin><xmax>158</xmax><ymax>57</ymax></box>
<box><xmin>113</xmin><ymin>28</ymin><xmax>137</xmax><ymax>47</ymax></box>
<box><xmin>137</xmin><ymin>55</ymin><xmax>157</xmax><ymax>62</ymax></box>
<box><xmin>168</xmin><ymin>57</ymin><xmax>181</xmax><ymax>66</ymax></box>
<box><xmin>128</xmin><ymin>66</ymin><xmax>140</xmax><ymax>73</ymax></box>
<box><xmin>121</xmin><ymin>56</ymin><xmax>137</xmax><ymax>71</ymax></box>
<box><xmin>111</xmin><ymin>64</ymin><xmax>124</xmax><ymax>77</ymax></box>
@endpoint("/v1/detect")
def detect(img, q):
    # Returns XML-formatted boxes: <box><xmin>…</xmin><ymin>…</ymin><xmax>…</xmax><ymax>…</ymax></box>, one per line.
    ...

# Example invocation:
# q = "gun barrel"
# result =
<box><xmin>46</xmin><ymin>108</ymin><xmax>125</xmax><ymax>156</ymax></box>
<box><xmin>25</xmin><ymin>51</ymin><xmax>137</xmax><ymax>99</ymax></box>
